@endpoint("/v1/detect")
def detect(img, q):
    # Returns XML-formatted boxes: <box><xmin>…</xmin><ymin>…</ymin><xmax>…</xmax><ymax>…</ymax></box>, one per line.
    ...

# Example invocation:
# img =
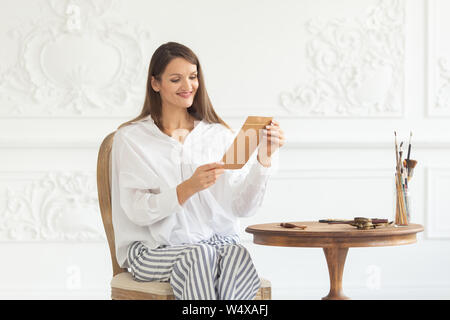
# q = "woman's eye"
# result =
<box><xmin>171</xmin><ymin>76</ymin><xmax>197</xmax><ymax>83</ymax></box>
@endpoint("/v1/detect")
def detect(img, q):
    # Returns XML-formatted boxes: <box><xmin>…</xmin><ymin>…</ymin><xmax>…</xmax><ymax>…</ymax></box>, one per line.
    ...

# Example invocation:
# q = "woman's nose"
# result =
<box><xmin>181</xmin><ymin>78</ymin><xmax>193</xmax><ymax>91</ymax></box>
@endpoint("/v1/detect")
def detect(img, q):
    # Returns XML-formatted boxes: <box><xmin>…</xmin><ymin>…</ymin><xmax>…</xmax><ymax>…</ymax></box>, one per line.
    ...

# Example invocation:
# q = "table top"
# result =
<box><xmin>245</xmin><ymin>221</ymin><xmax>424</xmax><ymax>248</ymax></box>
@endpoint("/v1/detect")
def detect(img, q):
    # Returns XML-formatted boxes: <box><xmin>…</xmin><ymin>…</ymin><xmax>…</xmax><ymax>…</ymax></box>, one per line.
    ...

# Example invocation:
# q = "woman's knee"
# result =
<box><xmin>189</xmin><ymin>243</ymin><xmax>217</xmax><ymax>262</ymax></box>
<box><xmin>225</xmin><ymin>244</ymin><xmax>251</xmax><ymax>260</ymax></box>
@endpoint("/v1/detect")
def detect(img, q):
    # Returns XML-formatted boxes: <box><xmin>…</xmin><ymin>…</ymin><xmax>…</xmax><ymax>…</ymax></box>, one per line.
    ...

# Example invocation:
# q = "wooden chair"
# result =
<box><xmin>96</xmin><ymin>131</ymin><xmax>272</xmax><ymax>300</ymax></box>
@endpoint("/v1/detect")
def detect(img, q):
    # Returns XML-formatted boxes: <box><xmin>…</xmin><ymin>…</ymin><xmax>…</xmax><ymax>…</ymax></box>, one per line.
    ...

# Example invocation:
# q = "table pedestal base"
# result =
<box><xmin>322</xmin><ymin>247</ymin><xmax>350</xmax><ymax>300</ymax></box>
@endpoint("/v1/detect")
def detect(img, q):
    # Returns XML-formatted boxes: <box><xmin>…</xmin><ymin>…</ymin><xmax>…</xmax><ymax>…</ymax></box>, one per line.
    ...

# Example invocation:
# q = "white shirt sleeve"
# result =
<box><xmin>225</xmin><ymin>153</ymin><xmax>274</xmax><ymax>218</ymax></box>
<box><xmin>112</xmin><ymin>131</ymin><xmax>183</xmax><ymax>227</ymax></box>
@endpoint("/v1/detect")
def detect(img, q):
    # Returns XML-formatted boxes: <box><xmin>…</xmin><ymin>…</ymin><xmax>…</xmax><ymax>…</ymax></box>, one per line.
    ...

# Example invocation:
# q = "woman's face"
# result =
<box><xmin>151</xmin><ymin>57</ymin><xmax>199</xmax><ymax>110</ymax></box>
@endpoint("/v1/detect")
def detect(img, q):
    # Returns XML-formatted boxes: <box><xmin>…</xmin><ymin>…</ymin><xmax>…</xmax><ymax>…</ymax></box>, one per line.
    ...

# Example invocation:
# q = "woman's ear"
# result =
<box><xmin>150</xmin><ymin>76</ymin><xmax>160</xmax><ymax>92</ymax></box>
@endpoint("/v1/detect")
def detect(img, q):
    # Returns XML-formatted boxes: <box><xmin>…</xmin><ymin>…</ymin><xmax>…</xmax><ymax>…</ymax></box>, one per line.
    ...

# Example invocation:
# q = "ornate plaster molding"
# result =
<box><xmin>0</xmin><ymin>171</ymin><xmax>105</xmax><ymax>241</ymax></box>
<box><xmin>0</xmin><ymin>0</ymin><xmax>152</xmax><ymax>117</ymax></box>
<box><xmin>280</xmin><ymin>0</ymin><xmax>405</xmax><ymax>117</ymax></box>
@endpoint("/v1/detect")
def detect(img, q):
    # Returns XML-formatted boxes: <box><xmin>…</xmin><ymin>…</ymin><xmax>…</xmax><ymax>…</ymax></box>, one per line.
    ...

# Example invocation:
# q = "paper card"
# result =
<box><xmin>221</xmin><ymin>116</ymin><xmax>273</xmax><ymax>169</ymax></box>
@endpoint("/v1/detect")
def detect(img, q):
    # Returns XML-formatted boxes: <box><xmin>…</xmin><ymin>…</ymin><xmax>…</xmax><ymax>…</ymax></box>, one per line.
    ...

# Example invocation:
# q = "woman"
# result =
<box><xmin>111</xmin><ymin>42</ymin><xmax>285</xmax><ymax>300</ymax></box>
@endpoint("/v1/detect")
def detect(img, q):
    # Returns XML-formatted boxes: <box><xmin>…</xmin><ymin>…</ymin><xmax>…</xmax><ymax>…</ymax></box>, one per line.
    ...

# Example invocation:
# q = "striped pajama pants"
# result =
<box><xmin>127</xmin><ymin>234</ymin><xmax>261</xmax><ymax>300</ymax></box>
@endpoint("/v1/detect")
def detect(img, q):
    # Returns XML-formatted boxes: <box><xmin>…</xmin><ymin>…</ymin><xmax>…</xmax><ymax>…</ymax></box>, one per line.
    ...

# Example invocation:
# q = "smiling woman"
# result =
<box><xmin>109</xmin><ymin>42</ymin><xmax>281</xmax><ymax>300</ymax></box>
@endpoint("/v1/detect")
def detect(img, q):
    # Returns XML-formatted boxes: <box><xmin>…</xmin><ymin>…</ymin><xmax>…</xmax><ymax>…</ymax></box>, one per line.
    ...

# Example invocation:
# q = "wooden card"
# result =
<box><xmin>221</xmin><ymin>116</ymin><xmax>273</xmax><ymax>169</ymax></box>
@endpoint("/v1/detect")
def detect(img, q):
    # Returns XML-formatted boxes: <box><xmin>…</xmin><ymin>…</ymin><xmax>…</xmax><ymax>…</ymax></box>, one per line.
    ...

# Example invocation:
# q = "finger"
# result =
<box><xmin>263</xmin><ymin>129</ymin><xmax>281</xmax><ymax>138</ymax></box>
<box><xmin>267</xmin><ymin>128</ymin><xmax>280</xmax><ymax>135</ymax></box>
<box><xmin>269</xmin><ymin>136</ymin><xmax>286</xmax><ymax>147</ymax></box>
<box><xmin>265</xmin><ymin>126</ymin><xmax>280</xmax><ymax>132</ymax></box>
<box><xmin>274</xmin><ymin>131</ymin><xmax>284</xmax><ymax>139</ymax></box>
<box><xmin>202</xmin><ymin>163</ymin><xmax>217</xmax><ymax>170</ymax></box>
<box><xmin>204</xmin><ymin>162</ymin><xmax>224</xmax><ymax>170</ymax></box>
<box><xmin>271</xmin><ymin>133</ymin><xmax>285</xmax><ymax>141</ymax></box>
<box><xmin>267</xmin><ymin>129</ymin><xmax>284</xmax><ymax>141</ymax></box>
<box><xmin>268</xmin><ymin>135</ymin><xmax>280</xmax><ymax>141</ymax></box>
<box><xmin>207</xmin><ymin>174</ymin><xmax>218</xmax><ymax>184</ymax></box>
<box><xmin>271</xmin><ymin>119</ymin><xmax>280</xmax><ymax>126</ymax></box>
<box><xmin>211</xmin><ymin>170</ymin><xmax>224</xmax><ymax>179</ymax></box>
<box><xmin>263</xmin><ymin>126</ymin><xmax>280</xmax><ymax>132</ymax></box>
<box><xmin>204</xmin><ymin>174</ymin><xmax>215</xmax><ymax>185</ymax></box>
<box><xmin>266</xmin><ymin>122</ymin><xmax>280</xmax><ymax>128</ymax></box>
<box><xmin>215</xmin><ymin>162</ymin><xmax>225</xmax><ymax>169</ymax></box>
<box><xmin>267</xmin><ymin>136</ymin><xmax>281</xmax><ymax>145</ymax></box>
<box><xmin>211</xmin><ymin>170</ymin><xmax>224</xmax><ymax>178</ymax></box>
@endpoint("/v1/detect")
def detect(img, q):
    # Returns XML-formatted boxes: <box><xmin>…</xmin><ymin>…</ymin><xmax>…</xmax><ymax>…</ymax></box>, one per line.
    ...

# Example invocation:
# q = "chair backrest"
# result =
<box><xmin>97</xmin><ymin>131</ymin><xmax>126</xmax><ymax>277</ymax></box>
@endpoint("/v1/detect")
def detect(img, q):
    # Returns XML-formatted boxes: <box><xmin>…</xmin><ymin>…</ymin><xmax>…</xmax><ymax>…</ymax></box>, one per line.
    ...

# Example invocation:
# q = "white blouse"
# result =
<box><xmin>111</xmin><ymin>115</ymin><xmax>275</xmax><ymax>268</ymax></box>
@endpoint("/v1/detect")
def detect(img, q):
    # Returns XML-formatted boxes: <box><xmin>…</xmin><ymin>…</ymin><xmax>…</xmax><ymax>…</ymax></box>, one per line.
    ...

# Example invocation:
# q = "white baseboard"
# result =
<box><xmin>1</xmin><ymin>285</ymin><xmax>448</xmax><ymax>300</ymax></box>
<box><xmin>274</xmin><ymin>284</ymin><xmax>450</xmax><ymax>300</ymax></box>
<box><xmin>0</xmin><ymin>289</ymin><xmax>110</xmax><ymax>300</ymax></box>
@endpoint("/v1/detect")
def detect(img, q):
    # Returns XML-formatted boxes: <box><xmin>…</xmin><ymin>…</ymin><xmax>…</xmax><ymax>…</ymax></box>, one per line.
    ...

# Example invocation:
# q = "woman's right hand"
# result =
<box><xmin>188</xmin><ymin>162</ymin><xmax>225</xmax><ymax>193</ymax></box>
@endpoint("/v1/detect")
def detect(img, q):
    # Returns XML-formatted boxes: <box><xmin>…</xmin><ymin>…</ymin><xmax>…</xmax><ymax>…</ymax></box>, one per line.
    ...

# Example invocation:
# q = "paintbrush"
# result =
<box><xmin>407</xmin><ymin>131</ymin><xmax>412</xmax><ymax>161</ymax></box>
<box><xmin>399</xmin><ymin>142</ymin><xmax>403</xmax><ymax>160</ymax></box>
<box><xmin>406</xmin><ymin>131</ymin><xmax>412</xmax><ymax>177</ymax></box>
<box><xmin>399</xmin><ymin>142</ymin><xmax>404</xmax><ymax>187</ymax></box>
<box><xmin>397</xmin><ymin>141</ymin><xmax>403</xmax><ymax>175</ymax></box>
<box><xmin>394</xmin><ymin>131</ymin><xmax>399</xmax><ymax>172</ymax></box>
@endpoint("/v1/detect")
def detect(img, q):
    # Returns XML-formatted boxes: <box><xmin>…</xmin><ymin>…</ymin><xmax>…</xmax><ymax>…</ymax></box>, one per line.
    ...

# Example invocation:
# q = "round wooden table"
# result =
<box><xmin>245</xmin><ymin>221</ymin><xmax>424</xmax><ymax>300</ymax></box>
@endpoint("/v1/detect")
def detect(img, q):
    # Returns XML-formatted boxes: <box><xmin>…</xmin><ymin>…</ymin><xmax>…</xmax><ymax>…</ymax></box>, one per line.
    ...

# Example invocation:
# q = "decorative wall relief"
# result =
<box><xmin>434</xmin><ymin>58</ymin><xmax>450</xmax><ymax>111</ymax></box>
<box><xmin>280</xmin><ymin>0</ymin><xmax>405</xmax><ymax>117</ymax></box>
<box><xmin>0</xmin><ymin>172</ymin><xmax>105</xmax><ymax>241</ymax></box>
<box><xmin>427</xmin><ymin>0</ymin><xmax>450</xmax><ymax>117</ymax></box>
<box><xmin>0</xmin><ymin>0</ymin><xmax>152</xmax><ymax>117</ymax></box>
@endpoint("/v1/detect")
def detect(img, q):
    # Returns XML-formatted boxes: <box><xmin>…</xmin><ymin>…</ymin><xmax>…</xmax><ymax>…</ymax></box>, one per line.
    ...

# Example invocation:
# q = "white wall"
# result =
<box><xmin>0</xmin><ymin>0</ymin><xmax>449</xmax><ymax>299</ymax></box>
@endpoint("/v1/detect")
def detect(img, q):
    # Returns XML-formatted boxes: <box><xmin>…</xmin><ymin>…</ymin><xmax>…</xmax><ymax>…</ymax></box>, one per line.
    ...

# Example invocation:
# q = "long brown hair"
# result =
<box><xmin>117</xmin><ymin>42</ymin><xmax>232</xmax><ymax>133</ymax></box>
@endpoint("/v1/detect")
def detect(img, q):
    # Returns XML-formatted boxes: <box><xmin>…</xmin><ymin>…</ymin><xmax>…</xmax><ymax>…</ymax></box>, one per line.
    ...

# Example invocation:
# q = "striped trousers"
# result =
<box><xmin>127</xmin><ymin>234</ymin><xmax>261</xmax><ymax>300</ymax></box>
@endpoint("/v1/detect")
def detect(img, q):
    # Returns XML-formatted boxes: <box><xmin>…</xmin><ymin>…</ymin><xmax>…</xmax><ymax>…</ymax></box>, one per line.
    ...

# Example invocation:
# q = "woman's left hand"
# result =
<box><xmin>257</xmin><ymin>119</ymin><xmax>285</xmax><ymax>166</ymax></box>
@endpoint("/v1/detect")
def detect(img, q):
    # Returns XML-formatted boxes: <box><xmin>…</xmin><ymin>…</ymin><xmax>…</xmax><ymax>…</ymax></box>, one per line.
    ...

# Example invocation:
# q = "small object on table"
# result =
<box><xmin>318</xmin><ymin>219</ymin><xmax>352</xmax><ymax>224</ymax></box>
<box><xmin>280</xmin><ymin>223</ymin><xmax>307</xmax><ymax>230</ymax></box>
<box><xmin>319</xmin><ymin>218</ymin><xmax>392</xmax><ymax>230</ymax></box>
<box><xmin>350</xmin><ymin>217</ymin><xmax>375</xmax><ymax>230</ymax></box>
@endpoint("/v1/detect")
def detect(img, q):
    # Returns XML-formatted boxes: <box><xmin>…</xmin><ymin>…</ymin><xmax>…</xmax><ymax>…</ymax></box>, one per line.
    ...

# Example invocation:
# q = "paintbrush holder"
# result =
<box><xmin>403</xmin><ymin>191</ymin><xmax>411</xmax><ymax>224</ymax></box>
<box><xmin>405</xmin><ymin>190</ymin><xmax>411</xmax><ymax>223</ymax></box>
<box><xmin>394</xmin><ymin>173</ymin><xmax>409</xmax><ymax>226</ymax></box>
